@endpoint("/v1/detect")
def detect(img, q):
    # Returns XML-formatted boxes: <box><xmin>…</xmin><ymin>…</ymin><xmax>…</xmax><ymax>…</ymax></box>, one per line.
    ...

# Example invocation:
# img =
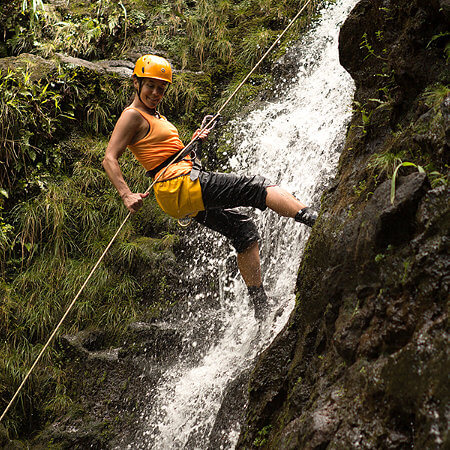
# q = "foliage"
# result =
<box><xmin>359</xmin><ymin>31</ymin><xmax>388</xmax><ymax>61</ymax></box>
<box><xmin>0</xmin><ymin>64</ymin><xmax>132</xmax><ymax>193</ymax></box>
<box><xmin>427</xmin><ymin>31</ymin><xmax>450</xmax><ymax>62</ymax></box>
<box><xmin>1</xmin><ymin>0</ymin><xmax>320</xmax><ymax>119</ymax></box>
<box><xmin>422</xmin><ymin>83</ymin><xmax>450</xmax><ymax>110</ymax></box>
<box><xmin>253</xmin><ymin>424</ymin><xmax>273</xmax><ymax>447</ymax></box>
<box><xmin>0</xmin><ymin>67</ymin><xmax>68</xmax><ymax>191</ymax></box>
<box><xmin>390</xmin><ymin>161</ymin><xmax>425</xmax><ymax>204</ymax></box>
<box><xmin>367</xmin><ymin>147</ymin><xmax>407</xmax><ymax>178</ymax></box>
<box><xmin>7</xmin><ymin>0</ymin><xmax>130</xmax><ymax>59</ymax></box>
<box><xmin>0</xmin><ymin>135</ymin><xmax>177</xmax><ymax>437</ymax></box>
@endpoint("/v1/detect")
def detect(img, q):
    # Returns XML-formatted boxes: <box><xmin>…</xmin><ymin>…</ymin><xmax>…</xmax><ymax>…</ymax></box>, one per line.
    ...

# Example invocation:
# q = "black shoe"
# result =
<box><xmin>248</xmin><ymin>285</ymin><xmax>269</xmax><ymax>321</ymax></box>
<box><xmin>294</xmin><ymin>207</ymin><xmax>318</xmax><ymax>227</ymax></box>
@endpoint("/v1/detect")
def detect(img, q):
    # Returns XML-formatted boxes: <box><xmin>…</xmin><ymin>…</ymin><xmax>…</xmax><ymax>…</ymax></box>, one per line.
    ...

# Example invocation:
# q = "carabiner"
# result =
<box><xmin>178</xmin><ymin>216</ymin><xmax>193</xmax><ymax>227</ymax></box>
<box><xmin>201</xmin><ymin>114</ymin><xmax>221</xmax><ymax>132</ymax></box>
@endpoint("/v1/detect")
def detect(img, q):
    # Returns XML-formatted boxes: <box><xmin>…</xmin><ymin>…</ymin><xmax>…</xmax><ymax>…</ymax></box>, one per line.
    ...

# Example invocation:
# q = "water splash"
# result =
<box><xmin>129</xmin><ymin>0</ymin><xmax>357</xmax><ymax>448</ymax></box>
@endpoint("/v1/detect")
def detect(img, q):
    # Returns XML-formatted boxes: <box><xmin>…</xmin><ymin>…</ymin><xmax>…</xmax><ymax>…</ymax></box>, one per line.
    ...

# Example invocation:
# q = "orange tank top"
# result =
<box><xmin>125</xmin><ymin>107</ymin><xmax>192</xmax><ymax>181</ymax></box>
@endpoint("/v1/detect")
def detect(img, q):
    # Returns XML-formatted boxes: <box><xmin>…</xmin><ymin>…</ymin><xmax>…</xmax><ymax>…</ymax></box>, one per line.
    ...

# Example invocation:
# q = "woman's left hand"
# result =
<box><xmin>192</xmin><ymin>128</ymin><xmax>210</xmax><ymax>141</ymax></box>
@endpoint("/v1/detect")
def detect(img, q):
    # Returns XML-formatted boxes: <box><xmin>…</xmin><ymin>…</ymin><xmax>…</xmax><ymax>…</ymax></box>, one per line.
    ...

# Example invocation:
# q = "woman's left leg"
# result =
<box><xmin>236</xmin><ymin>241</ymin><xmax>261</xmax><ymax>287</ymax></box>
<box><xmin>194</xmin><ymin>208</ymin><xmax>269</xmax><ymax>319</ymax></box>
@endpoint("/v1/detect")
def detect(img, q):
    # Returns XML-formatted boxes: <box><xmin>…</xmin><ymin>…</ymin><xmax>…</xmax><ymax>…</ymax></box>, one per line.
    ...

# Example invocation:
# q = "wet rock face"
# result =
<box><xmin>238</xmin><ymin>0</ymin><xmax>449</xmax><ymax>448</ymax></box>
<box><xmin>31</xmin><ymin>322</ymin><xmax>182</xmax><ymax>448</ymax></box>
<box><xmin>207</xmin><ymin>368</ymin><xmax>251</xmax><ymax>450</ymax></box>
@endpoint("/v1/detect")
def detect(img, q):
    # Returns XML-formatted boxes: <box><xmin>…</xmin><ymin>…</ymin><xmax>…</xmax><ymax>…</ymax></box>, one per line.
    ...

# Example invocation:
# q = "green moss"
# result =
<box><xmin>253</xmin><ymin>425</ymin><xmax>273</xmax><ymax>447</ymax></box>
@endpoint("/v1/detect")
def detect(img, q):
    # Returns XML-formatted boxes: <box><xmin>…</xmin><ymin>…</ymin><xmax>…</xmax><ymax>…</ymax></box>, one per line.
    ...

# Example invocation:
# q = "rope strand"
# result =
<box><xmin>0</xmin><ymin>0</ymin><xmax>313</xmax><ymax>424</ymax></box>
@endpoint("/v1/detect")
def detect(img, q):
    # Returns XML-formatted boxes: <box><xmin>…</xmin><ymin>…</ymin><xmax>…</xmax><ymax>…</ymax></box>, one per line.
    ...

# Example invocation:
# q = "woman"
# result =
<box><xmin>102</xmin><ymin>54</ymin><xmax>317</xmax><ymax>320</ymax></box>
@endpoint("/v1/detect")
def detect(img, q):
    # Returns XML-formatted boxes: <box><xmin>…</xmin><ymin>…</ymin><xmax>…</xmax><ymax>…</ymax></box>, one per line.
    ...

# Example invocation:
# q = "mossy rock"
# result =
<box><xmin>0</xmin><ymin>53</ymin><xmax>57</xmax><ymax>80</ymax></box>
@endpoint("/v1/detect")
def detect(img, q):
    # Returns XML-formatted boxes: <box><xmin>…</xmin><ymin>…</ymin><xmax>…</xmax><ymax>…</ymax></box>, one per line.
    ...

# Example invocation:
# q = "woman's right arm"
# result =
<box><xmin>102</xmin><ymin>111</ymin><xmax>148</xmax><ymax>213</ymax></box>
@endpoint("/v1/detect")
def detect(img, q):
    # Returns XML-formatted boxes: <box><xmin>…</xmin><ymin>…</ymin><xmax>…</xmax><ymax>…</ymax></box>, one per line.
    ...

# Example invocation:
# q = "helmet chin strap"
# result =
<box><xmin>137</xmin><ymin>77</ymin><xmax>144</xmax><ymax>103</ymax></box>
<box><xmin>136</xmin><ymin>77</ymin><xmax>168</xmax><ymax>117</ymax></box>
<box><xmin>136</xmin><ymin>78</ymin><xmax>157</xmax><ymax>115</ymax></box>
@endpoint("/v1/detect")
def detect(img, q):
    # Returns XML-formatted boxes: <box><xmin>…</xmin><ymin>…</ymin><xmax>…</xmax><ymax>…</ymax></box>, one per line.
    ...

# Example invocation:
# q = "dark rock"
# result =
<box><xmin>59</xmin><ymin>334</ymin><xmax>90</xmax><ymax>360</ymax></box>
<box><xmin>59</xmin><ymin>328</ymin><xmax>109</xmax><ymax>358</ymax></box>
<box><xmin>55</xmin><ymin>53</ymin><xmax>133</xmax><ymax>77</ymax></box>
<box><xmin>238</xmin><ymin>0</ymin><xmax>449</xmax><ymax>447</ymax></box>
<box><xmin>439</xmin><ymin>0</ymin><xmax>450</xmax><ymax>21</ymax></box>
<box><xmin>35</xmin><ymin>420</ymin><xmax>109</xmax><ymax>450</ymax></box>
<box><xmin>208</xmin><ymin>368</ymin><xmax>251</xmax><ymax>450</ymax></box>
<box><xmin>278</xmin><ymin>400</ymin><xmax>339</xmax><ymax>450</ymax></box>
<box><xmin>0</xmin><ymin>52</ymin><xmax>134</xmax><ymax>88</ymax></box>
<box><xmin>339</xmin><ymin>0</ymin><xmax>379</xmax><ymax>82</ymax></box>
<box><xmin>36</xmin><ymin>322</ymin><xmax>183</xmax><ymax>448</ymax></box>
<box><xmin>119</xmin><ymin>321</ymin><xmax>182</xmax><ymax>360</ymax></box>
<box><xmin>359</xmin><ymin>172</ymin><xmax>429</xmax><ymax>251</ymax></box>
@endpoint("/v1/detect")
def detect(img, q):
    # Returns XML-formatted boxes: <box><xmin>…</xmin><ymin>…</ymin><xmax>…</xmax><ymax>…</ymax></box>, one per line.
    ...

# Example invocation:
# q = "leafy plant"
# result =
<box><xmin>253</xmin><ymin>425</ymin><xmax>273</xmax><ymax>447</ymax></box>
<box><xmin>21</xmin><ymin>0</ymin><xmax>44</xmax><ymax>17</ymax></box>
<box><xmin>427</xmin><ymin>31</ymin><xmax>450</xmax><ymax>61</ymax></box>
<box><xmin>0</xmin><ymin>67</ymin><xmax>69</xmax><ymax>190</ymax></box>
<box><xmin>360</xmin><ymin>31</ymin><xmax>388</xmax><ymax>61</ymax></box>
<box><xmin>367</xmin><ymin>147</ymin><xmax>407</xmax><ymax>177</ymax></box>
<box><xmin>390</xmin><ymin>161</ymin><xmax>425</xmax><ymax>204</ymax></box>
<box><xmin>422</xmin><ymin>83</ymin><xmax>450</xmax><ymax>110</ymax></box>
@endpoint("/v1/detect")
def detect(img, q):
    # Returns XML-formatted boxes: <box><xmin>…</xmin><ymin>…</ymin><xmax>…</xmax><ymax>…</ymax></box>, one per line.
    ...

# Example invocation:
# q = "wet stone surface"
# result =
<box><xmin>238</xmin><ymin>0</ymin><xmax>449</xmax><ymax>448</ymax></box>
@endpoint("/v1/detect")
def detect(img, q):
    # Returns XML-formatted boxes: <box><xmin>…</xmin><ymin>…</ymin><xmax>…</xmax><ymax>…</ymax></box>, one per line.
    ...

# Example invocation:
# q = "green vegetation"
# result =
<box><xmin>0</xmin><ymin>135</ymin><xmax>177</xmax><ymax>437</ymax></box>
<box><xmin>390</xmin><ymin>161</ymin><xmax>425</xmax><ymax>204</ymax></box>
<box><xmin>364</xmin><ymin>78</ymin><xmax>449</xmax><ymax>202</ymax></box>
<box><xmin>253</xmin><ymin>424</ymin><xmax>273</xmax><ymax>447</ymax></box>
<box><xmin>0</xmin><ymin>64</ymin><xmax>130</xmax><ymax>192</ymax></box>
<box><xmin>359</xmin><ymin>31</ymin><xmax>387</xmax><ymax>61</ymax></box>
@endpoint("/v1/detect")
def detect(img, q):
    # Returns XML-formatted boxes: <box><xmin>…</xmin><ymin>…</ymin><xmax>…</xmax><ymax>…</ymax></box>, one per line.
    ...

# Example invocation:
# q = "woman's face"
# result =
<box><xmin>135</xmin><ymin>77</ymin><xmax>168</xmax><ymax>109</ymax></box>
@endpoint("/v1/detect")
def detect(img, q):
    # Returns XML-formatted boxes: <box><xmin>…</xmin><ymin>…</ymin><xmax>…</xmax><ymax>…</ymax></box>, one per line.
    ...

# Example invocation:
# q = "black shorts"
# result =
<box><xmin>194</xmin><ymin>171</ymin><xmax>271</xmax><ymax>253</ymax></box>
<box><xmin>198</xmin><ymin>171</ymin><xmax>269</xmax><ymax>211</ymax></box>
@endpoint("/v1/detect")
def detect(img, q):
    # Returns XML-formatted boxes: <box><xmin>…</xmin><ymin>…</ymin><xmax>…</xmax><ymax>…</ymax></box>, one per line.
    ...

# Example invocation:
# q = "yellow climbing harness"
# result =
<box><xmin>153</xmin><ymin>174</ymin><xmax>204</xmax><ymax>220</ymax></box>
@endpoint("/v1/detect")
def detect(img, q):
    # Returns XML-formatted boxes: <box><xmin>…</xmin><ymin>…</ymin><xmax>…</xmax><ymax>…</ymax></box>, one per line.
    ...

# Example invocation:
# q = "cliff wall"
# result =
<box><xmin>238</xmin><ymin>0</ymin><xmax>449</xmax><ymax>448</ymax></box>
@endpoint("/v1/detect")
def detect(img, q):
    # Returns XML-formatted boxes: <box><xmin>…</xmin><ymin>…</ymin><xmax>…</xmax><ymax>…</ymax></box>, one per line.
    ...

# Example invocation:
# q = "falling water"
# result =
<box><xmin>128</xmin><ymin>0</ymin><xmax>357</xmax><ymax>448</ymax></box>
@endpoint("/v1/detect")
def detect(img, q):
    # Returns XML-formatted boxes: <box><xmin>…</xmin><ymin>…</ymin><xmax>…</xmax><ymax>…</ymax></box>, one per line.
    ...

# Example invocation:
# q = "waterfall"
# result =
<box><xmin>127</xmin><ymin>0</ymin><xmax>357</xmax><ymax>448</ymax></box>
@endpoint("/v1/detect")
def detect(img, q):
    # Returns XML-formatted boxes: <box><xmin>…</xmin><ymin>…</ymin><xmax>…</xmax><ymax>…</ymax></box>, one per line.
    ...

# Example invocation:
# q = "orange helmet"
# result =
<box><xmin>133</xmin><ymin>55</ymin><xmax>172</xmax><ymax>83</ymax></box>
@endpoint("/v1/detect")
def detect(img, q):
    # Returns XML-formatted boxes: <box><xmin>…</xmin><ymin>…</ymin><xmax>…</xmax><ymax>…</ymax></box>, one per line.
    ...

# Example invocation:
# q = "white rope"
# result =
<box><xmin>0</xmin><ymin>0</ymin><xmax>313</xmax><ymax>424</ymax></box>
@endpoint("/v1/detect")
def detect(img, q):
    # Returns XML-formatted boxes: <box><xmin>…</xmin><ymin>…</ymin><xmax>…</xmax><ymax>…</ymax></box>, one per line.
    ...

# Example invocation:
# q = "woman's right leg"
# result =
<box><xmin>236</xmin><ymin>240</ymin><xmax>262</xmax><ymax>287</ymax></box>
<box><xmin>194</xmin><ymin>209</ymin><xmax>269</xmax><ymax>320</ymax></box>
<box><xmin>265</xmin><ymin>186</ymin><xmax>318</xmax><ymax>226</ymax></box>
<box><xmin>197</xmin><ymin>171</ymin><xmax>317</xmax><ymax>226</ymax></box>
<box><xmin>265</xmin><ymin>185</ymin><xmax>306</xmax><ymax>217</ymax></box>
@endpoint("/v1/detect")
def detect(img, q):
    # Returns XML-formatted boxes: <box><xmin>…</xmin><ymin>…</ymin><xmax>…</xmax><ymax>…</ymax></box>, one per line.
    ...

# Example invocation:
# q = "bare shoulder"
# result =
<box><xmin>120</xmin><ymin>107</ymin><xmax>144</xmax><ymax>127</ymax></box>
<box><xmin>113</xmin><ymin>107</ymin><xmax>145</xmax><ymax>139</ymax></box>
<box><xmin>106</xmin><ymin>109</ymin><xmax>144</xmax><ymax>156</ymax></box>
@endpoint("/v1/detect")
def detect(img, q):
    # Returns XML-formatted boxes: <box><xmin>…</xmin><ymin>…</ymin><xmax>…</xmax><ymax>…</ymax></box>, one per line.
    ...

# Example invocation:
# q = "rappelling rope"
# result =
<box><xmin>0</xmin><ymin>0</ymin><xmax>313</xmax><ymax>424</ymax></box>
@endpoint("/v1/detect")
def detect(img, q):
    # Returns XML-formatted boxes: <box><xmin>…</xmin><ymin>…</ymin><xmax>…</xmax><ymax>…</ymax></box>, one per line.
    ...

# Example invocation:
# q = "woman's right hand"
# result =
<box><xmin>122</xmin><ymin>192</ymin><xmax>149</xmax><ymax>213</ymax></box>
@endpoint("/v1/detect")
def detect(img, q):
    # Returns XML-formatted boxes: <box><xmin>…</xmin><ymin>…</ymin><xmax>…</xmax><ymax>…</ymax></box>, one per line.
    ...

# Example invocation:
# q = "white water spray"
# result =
<box><xmin>128</xmin><ymin>0</ymin><xmax>357</xmax><ymax>448</ymax></box>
